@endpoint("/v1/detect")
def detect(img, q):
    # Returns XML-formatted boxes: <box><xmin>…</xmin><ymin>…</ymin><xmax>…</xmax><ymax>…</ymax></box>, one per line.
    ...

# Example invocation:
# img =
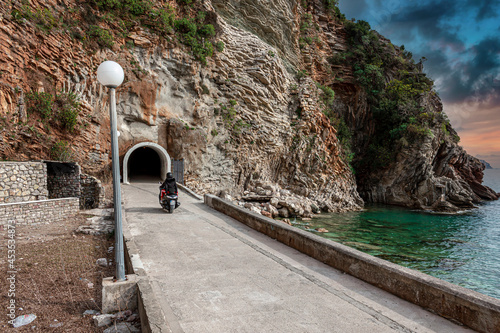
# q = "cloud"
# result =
<box><xmin>470</xmin><ymin>38</ymin><xmax>500</xmax><ymax>79</ymax></box>
<box><xmin>433</xmin><ymin>37</ymin><xmax>500</xmax><ymax>104</ymax></box>
<box><xmin>339</xmin><ymin>0</ymin><xmax>369</xmax><ymax>19</ymax></box>
<box><xmin>470</xmin><ymin>0</ymin><xmax>500</xmax><ymax>20</ymax></box>
<box><xmin>443</xmin><ymin>97</ymin><xmax>500</xmax><ymax>168</ymax></box>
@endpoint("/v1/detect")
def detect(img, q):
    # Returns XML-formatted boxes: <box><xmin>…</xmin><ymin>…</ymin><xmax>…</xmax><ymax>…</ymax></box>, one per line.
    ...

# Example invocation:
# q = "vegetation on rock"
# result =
<box><xmin>328</xmin><ymin>19</ymin><xmax>446</xmax><ymax>172</ymax></box>
<box><xmin>11</xmin><ymin>0</ymin><xmax>223</xmax><ymax>65</ymax></box>
<box><xmin>316</xmin><ymin>83</ymin><xmax>354</xmax><ymax>166</ymax></box>
<box><xmin>50</xmin><ymin>140</ymin><xmax>73</xmax><ymax>162</ymax></box>
<box><xmin>173</xmin><ymin>13</ymin><xmax>217</xmax><ymax>65</ymax></box>
<box><xmin>26</xmin><ymin>91</ymin><xmax>81</xmax><ymax>133</ymax></box>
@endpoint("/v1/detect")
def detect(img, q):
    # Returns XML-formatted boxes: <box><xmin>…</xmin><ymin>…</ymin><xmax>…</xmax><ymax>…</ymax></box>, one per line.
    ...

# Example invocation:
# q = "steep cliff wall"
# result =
<box><xmin>0</xmin><ymin>0</ymin><xmax>496</xmax><ymax>215</ymax></box>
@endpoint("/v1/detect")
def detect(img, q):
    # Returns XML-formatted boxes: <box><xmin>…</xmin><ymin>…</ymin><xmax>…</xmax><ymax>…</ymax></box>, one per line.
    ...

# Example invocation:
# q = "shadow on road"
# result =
<box><xmin>125</xmin><ymin>207</ymin><xmax>166</xmax><ymax>215</ymax></box>
<box><xmin>124</xmin><ymin>183</ymin><xmax>158</xmax><ymax>197</ymax></box>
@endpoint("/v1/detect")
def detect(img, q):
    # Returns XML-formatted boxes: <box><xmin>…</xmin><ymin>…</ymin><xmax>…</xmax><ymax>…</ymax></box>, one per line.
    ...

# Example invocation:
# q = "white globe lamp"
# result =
<box><xmin>97</xmin><ymin>61</ymin><xmax>124</xmax><ymax>88</ymax></box>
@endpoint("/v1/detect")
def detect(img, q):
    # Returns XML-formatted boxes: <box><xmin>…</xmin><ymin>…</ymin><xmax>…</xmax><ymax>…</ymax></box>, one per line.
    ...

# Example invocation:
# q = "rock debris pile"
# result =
<box><xmin>76</xmin><ymin>208</ymin><xmax>114</xmax><ymax>235</ymax></box>
<box><xmin>220</xmin><ymin>181</ymin><xmax>326</xmax><ymax>219</ymax></box>
<box><xmin>84</xmin><ymin>309</ymin><xmax>140</xmax><ymax>333</ymax></box>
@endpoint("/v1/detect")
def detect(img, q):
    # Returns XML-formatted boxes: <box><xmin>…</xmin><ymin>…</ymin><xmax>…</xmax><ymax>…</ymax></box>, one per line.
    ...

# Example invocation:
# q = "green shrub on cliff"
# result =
<box><xmin>316</xmin><ymin>83</ymin><xmax>354</xmax><ymax>165</ymax></box>
<box><xmin>91</xmin><ymin>0</ymin><xmax>152</xmax><ymax>16</ymax></box>
<box><xmin>174</xmin><ymin>17</ymin><xmax>197</xmax><ymax>35</ymax></box>
<box><xmin>50</xmin><ymin>141</ymin><xmax>73</xmax><ymax>162</ymax></box>
<box><xmin>145</xmin><ymin>7</ymin><xmax>175</xmax><ymax>34</ymax></box>
<box><xmin>301</xmin><ymin>0</ymin><xmax>341</xmax><ymax>17</ymax></box>
<box><xmin>174</xmin><ymin>16</ymin><xmax>219</xmax><ymax>64</ymax></box>
<box><xmin>331</xmin><ymin>19</ymin><xmax>436</xmax><ymax>171</ymax></box>
<box><xmin>176</xmin><ymin>0</ymin><xmax>193</xmax><ymax>5</ymax></box>
<box><xmin>198</xmin><ymin>24</ymin><xmax>215</xmax><ymax>38</ymax></box>
<box><xmin>22</xmin><ymin>0</ymin><xmax>221</xmax><ymax>64</ymax></box>
<box><xmin>324</xmin><ymin>0</ymin><xmax>339</xmax><ymax>10</ymax></box>
<box><xmin>316</xmin><ymin>83</ymin><xmax>335</xmax><ymax>108</ymax></box>
<box><xmin>26</xmin><ymin>92</ymin><xmax>54</xmax><ymax>120</ymax></box>
<box><xmin>12</xmin><ymin>5</ymin><xmax>60</xmax><ymax>32</ymax></box>
<box><xmin>55</xmin><ymin>91</ymin><xmax>81</xmax><ymax>132</ymax></box>
<box><xmin>215</xmin><ymin>41</ymin><xmax>225</xmax><ymax>52</ymax></box>
<box><xmin>26</xmin><ymin>90</ymin><xmax>81</xmax><ymax>132</ymax></box>
<box><xmin>87</xmin><ymin>25</ymin><xmax>114</xmax><ymax>48</ymax></box>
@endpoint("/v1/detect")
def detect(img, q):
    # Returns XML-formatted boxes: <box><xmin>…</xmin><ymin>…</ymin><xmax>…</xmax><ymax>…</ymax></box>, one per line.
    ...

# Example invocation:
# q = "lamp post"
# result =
<box><xmin>97</xmin><ymin>61</ymin><xmax>126</xmax><ymax>281</ymax></box>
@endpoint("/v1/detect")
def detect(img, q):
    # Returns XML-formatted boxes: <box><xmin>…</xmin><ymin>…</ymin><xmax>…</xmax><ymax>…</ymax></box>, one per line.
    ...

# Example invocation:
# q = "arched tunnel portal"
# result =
<box><xmin>122</xmin><ymin>142</ymin><xmax>171</xmax><ymax>184</ymax></box>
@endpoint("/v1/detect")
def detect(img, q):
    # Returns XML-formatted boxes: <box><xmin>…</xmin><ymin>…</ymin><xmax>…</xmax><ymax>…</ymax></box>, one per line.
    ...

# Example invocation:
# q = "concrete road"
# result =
<box><xmin>122</xmin><ymin>181</ymin><xmax>473</xmax><ymax>333</ymax></box>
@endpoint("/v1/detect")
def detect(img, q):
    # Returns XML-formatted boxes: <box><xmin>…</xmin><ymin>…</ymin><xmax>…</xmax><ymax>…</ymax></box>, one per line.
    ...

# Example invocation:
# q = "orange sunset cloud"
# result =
<box><xmin>445</xmin><ymin>100</ymin><xmax>500</xmax><ymax>168</ymax></box>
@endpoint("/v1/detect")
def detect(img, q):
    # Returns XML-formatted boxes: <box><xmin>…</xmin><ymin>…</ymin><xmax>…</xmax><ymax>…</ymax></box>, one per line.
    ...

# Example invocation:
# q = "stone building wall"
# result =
<box><xmin>80</xmin><ymin>173</ymin><xmax>105</xmax><ymax>209</ymax></box>
<box><xmin>0</xmin><ymin>198</ymin><xmax>79</xmax><ymax>226</ymax></box>
<box><xmin>0</xmin><ymin>162</ymin><xmax>48</xmax><ymax>203</ymax></box>
<box><xmin>46</xmin><ymin>162</ymin><xmax>81</xmax><ymax>199</ymax></box>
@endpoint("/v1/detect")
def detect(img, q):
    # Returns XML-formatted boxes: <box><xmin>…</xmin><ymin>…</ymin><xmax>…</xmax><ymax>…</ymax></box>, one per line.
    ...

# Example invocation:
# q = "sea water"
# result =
<box><xmin>297</xmin><ymin>169</ymin><xmax>500</xmax><ymax>299</ymax></box>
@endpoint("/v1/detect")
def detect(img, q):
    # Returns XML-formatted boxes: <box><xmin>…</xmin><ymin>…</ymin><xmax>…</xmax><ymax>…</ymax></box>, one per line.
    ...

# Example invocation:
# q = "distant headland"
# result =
<box><xmin>479</xmin><ymin>160</ymin><xmax>493</xmax><ymax>169</ymax></box>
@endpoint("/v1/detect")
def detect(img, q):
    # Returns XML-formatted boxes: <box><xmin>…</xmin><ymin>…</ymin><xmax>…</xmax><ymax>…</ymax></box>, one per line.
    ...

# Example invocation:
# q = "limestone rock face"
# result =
<box><xmin>211</xmin><ymin>0</ymin><xmax>300</xmax><ymax>69</ymax></box>
<box><xmin>176</xmin><ymin>16</ymin><xmax>362</xmax><ymax>212</ymax></box>
<box><xmin>0</xmin><ymin>0</ymin><xmax>362</xmax><ymax>214</ymax></box>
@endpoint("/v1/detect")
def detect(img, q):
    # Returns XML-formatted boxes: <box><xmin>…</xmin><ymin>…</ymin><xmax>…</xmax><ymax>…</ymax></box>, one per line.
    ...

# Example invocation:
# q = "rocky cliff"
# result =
<box><xmin>0</xmin><ymin>0</ymin><xmax>497</xmax><ymax>216</ymax></box>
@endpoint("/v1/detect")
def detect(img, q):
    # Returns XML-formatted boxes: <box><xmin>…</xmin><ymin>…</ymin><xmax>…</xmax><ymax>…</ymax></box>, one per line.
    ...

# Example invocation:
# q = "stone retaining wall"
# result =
<box><xmin>0</xmin><ymin>198</ymin><xmax>79</xmax><ymax>226</ymax></box>
<box><xmin>80</xmin><ymin>173</ymin><xmax>105</xmax><ymax>209</ymax></box>
<box><xmin>204</xmin><ymin>194</ymin><xmax>500</xmax><ymax>333</ymax></box>
<box><xmin>0</xmin><ymin>162</ymin><xmax>48</xmax><ymax>203</ymax></box>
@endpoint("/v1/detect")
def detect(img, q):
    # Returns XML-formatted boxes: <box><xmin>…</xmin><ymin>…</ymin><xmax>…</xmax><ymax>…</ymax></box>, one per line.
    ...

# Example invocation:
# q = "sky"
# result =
<box><xmin>339</xmin><ymin>0</ymin><xmax>500</xmax><ymax>168</ymax></box>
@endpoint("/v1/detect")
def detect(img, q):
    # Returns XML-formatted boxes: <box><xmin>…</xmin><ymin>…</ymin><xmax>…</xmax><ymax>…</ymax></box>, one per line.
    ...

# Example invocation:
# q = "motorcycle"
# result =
<box><xmin>159</xmin><ymin>183</ymin><xmax>179</xmax><ymax>213</ymax></box>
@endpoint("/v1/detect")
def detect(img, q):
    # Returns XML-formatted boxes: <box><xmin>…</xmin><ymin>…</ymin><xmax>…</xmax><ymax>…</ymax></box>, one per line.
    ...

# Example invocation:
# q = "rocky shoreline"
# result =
<box><xmin>215</xmin><ymin>179</ymin><xmax>362</xmax><ymax>220</ymax></box>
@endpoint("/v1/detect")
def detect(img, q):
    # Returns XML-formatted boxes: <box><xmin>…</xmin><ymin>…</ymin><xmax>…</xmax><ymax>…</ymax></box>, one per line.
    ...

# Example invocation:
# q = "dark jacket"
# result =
<box><xmin>161</xmin><ymin>177</ymin><xmax>178</xmax><ymax>195</ymax></box>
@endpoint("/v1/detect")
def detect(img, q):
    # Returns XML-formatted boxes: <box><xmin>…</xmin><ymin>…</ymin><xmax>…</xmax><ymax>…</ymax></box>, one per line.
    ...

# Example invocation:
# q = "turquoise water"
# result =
<box><xmin>296</xmin><ymin>169</ymin><xmax>500</xmax><ymax>299</ymax></box>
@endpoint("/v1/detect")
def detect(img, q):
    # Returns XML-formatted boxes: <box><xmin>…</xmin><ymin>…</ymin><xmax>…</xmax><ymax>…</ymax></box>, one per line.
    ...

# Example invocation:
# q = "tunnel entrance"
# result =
<box><xmin>122</xmin><ymin>142</ymin><xmax>171</xmax><ymax>184</ymax></box>
<box><xmin>128</xmin><ymin>147</ymin><xmax>162</xmax><ymax>182</ymax></box>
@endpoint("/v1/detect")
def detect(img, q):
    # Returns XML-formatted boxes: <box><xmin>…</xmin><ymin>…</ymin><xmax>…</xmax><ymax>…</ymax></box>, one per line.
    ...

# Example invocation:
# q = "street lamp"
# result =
<box><xmin>97</xmin><ymin>61</ymin><xmax>125</xmax><ymax>281</ymax></box>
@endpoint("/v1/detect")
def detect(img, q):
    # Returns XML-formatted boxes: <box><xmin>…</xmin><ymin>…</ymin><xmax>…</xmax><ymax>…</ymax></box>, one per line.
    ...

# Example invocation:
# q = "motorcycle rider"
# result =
<box><xmin>159</xmin><ymin>172</ymin><xmax>180</xmax><ymax>207</ymax></box>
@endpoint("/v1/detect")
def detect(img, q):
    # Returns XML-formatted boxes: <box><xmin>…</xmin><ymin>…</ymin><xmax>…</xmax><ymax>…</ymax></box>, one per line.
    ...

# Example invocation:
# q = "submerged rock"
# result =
<box><xmin>344</xmin><ymin>242</ymin><xmax>382</xmax><ymax>251</ymax></box>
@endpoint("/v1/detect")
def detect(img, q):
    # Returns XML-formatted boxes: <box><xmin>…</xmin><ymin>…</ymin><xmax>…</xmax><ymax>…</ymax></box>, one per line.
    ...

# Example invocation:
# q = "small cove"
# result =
<box><xmin>295</xmin><ymin>169</ymin><xmax>500</xmax><ymax>299</ymax></box>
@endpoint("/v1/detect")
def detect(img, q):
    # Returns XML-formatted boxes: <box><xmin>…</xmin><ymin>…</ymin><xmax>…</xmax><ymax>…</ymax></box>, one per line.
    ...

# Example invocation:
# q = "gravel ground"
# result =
<box><xmin>1</xmin><ymin>214</ymin><xmax>116</xmax><ymax>332</ymax></box>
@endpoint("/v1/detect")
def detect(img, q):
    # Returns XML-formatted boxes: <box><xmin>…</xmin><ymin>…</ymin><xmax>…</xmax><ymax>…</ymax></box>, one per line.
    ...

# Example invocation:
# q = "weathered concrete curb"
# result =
<box><xmin>204</xmin><ymin>194</ymin><xmax>500</xmax><ymax>333</ymax></box>
<box><xmin>121</xmin><ymin>193</ymin><xmax>172</xmax><ymax>333</ymax></box>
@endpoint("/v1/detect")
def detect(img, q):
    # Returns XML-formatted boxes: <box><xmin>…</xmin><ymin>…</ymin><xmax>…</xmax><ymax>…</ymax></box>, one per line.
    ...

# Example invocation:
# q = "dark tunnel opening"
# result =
<box><xmin>128</xmin><ymin>147</ymin><xmax>162</xmax><ymax>182</ymax></box>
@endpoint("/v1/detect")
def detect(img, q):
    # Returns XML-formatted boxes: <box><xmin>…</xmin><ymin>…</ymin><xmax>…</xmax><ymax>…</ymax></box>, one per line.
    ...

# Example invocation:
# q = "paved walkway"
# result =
<box><xmin>122</xmin><ymin>182</ymin><xmax>473</xmax><ymax>333</ymax></box>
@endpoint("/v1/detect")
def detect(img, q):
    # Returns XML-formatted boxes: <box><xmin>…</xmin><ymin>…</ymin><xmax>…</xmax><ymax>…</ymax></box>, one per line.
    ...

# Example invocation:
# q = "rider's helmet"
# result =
<box><xmin>166</xmin><ymin>172</ymin><xmax>173</xmax><ymax>179</ymax></box>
